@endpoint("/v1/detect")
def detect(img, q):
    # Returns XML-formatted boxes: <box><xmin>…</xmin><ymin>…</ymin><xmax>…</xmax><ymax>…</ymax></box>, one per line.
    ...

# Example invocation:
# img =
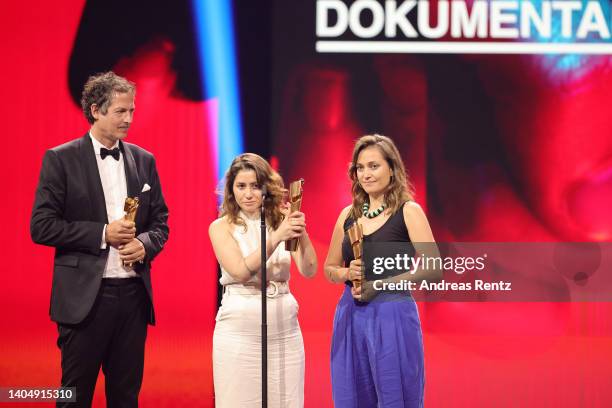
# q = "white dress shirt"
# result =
<box><xmin>90</xmin><ymin>133</ymin><xmax>138</xmax><ymax>278</ymax></box>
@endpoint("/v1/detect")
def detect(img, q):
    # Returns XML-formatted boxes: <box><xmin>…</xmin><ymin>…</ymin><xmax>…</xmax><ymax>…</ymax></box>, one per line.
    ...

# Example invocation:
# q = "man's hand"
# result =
<box><xmin>105</xmin><ymin>220</ymin><xmax>136</xmax><ymax>247</ymax></box>
<box><xmin>119</xmin><ymin>238</ymin><xmax>146</xmax><ymax>264</ymax></box>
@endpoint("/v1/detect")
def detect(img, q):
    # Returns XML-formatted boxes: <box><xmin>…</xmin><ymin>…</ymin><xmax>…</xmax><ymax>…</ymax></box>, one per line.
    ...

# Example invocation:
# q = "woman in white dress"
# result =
<box><xmin>209</xmin><ymin>153</ymin><xmax>317</xmax><ymax>407</ymax></box>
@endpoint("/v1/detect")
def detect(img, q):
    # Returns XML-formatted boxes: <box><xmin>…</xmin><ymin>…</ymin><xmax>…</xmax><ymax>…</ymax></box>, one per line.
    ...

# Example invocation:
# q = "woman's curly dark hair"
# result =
<box><xmin>81</xmin><ymin>71</ymin><xmax>135</xmax><ymax>124</ymax></box>
<box><xmin>220</xmin><ymin>153</ymin><xmax>286</xmax><ymax>230</ymax></box>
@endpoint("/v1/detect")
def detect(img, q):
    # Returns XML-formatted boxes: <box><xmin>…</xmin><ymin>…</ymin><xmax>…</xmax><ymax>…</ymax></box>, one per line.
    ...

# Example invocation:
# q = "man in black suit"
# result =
<box><xmin>31</xmin><ymin>71</ymin><xmax>169</xmax><ymax>407</ymax></box>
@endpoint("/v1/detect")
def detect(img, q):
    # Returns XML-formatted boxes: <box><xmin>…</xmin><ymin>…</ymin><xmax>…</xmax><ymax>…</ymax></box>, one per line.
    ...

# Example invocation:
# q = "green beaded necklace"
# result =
<box><xmin>362</xmin><ymin>202</ymin><xmax>386</xmax><ymax>219</ymax></box>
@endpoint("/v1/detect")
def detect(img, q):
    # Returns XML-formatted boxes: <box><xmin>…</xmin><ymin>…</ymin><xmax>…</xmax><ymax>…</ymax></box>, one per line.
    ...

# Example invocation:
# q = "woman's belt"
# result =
<box><xmin>223</xmin><ymin>281</ymin><xmax>289</xmax><ymax>298</ymax></box>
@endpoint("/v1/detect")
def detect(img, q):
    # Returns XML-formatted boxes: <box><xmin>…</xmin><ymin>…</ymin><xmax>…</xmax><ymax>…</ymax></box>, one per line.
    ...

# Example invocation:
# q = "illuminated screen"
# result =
<box><xmin>1</xmin><ymin>0</ymin><xmax>611</xmax><ymax>407</ymax></box>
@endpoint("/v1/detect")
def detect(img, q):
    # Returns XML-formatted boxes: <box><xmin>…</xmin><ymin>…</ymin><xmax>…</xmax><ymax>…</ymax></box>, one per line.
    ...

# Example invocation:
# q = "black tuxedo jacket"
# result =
<box><xmin>31</xmin><ymin>134</ymin><xmax>169</xmax><ymax>325</ymax></box>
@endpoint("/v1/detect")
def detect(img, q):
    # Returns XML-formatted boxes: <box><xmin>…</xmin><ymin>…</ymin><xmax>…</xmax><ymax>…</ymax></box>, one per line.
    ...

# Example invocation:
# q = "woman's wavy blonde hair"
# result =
<box><xmin>220</xmin><ymin>153</ymin><xmax>285</xmax><ymax>230</ymax></box>
<box><xmin>348</xmin><ymin>134</ymin><xmax>414</xmax><ymax>220</ymax></box>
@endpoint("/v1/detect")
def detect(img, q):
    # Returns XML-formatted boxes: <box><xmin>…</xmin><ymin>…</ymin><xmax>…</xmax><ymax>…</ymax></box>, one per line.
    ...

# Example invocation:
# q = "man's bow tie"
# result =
<box><xmin>100</xmin><ymin>147</ymin><xmax>120</xmax><ymax>161</ymax></box>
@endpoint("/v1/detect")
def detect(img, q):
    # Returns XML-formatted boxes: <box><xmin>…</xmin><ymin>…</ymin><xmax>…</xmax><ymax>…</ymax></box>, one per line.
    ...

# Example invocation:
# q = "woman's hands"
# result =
<box><xmin>348</xmin><ymin>258</ymin><xmax>379</xmax><ymax>302</ymax></box>
<box><xmin>277</xmin><ymin>203</ymin><xmax>318</xmax><ymax>278</ymax></box>
<box><xmin>271</xmin><ymin>203</ymin><xmax>306</xmax><ymax>246</ymax></box>
<box><xmin>348</xmin><ymin>258</ymin><xmax>363</xmax><ymax>282</ymax></box>
<box><xmin>351</xmin><ymin>279</ymin><xmax>377</xmax><ymax>302</ymax></box>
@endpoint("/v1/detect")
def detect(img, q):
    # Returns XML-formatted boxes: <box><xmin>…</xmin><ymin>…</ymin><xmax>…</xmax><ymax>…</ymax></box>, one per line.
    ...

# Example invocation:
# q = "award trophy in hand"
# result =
<box><xmin>285</xmin><ymin>179</ymin><xmax>304</xmax><ymax>252</ymax></box>
<box><xmin>347</xmin><ymin>222</ymin><xmax>364</xmax><ymax>290</ymax></box>
<box><xmin>123</xmin><ymin>197</ymin><xmax>140</xmax><ymax>267</ymax></box>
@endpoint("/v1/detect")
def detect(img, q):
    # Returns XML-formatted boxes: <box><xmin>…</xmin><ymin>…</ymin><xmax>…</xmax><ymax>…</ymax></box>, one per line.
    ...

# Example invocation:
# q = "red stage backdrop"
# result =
<box><xmin>0</xmin><ymin>1</ymin><xmax>217</xmax><ymax>406</ymax></box>
<box><xmin>2</xmin><ymin>1</ymin><xmax>612</xmax><ymax>407</ymax></box>
<box><xmin>271</xmin><ymin>1</ymin><xmax>612</xmax><ymax>407</ymax></box>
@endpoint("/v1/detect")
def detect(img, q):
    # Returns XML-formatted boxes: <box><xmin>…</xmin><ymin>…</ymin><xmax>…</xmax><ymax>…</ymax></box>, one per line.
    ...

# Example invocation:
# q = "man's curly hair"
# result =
<box><xmin>81</xmin><ymin>71</ymin><xmax>135</xmax><ymax>124</ymax></box>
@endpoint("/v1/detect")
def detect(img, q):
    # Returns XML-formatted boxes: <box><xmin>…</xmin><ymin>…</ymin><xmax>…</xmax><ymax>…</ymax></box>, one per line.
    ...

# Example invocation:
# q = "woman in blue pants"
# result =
<box><xmin>324</xmin><ymin>134</ymin><xmax>440</xmax><ymax>407</ymax></box>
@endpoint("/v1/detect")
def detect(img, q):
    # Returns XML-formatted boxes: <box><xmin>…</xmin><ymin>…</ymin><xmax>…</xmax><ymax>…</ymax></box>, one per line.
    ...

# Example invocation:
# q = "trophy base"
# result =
<box><xmin>285</xmin><ymin>238</ymin><xmax>299</xmax><ymax>252</ymax></box>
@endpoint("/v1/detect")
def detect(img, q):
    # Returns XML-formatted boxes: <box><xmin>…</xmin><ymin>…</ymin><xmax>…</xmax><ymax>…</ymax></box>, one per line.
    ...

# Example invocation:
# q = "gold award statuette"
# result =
<box><xmin>123</xmin><ymin>197</ymin><xmax>140</xmax><ymax>267</ymax></box>
<box><xmin>347</xmin><ymin>222</ymin><xmax>364</xmax><ymax>290</ymax></box>
<box><xmin>285</xmin><ymin>179</ymin><xmax>304</xmax><ymax>252</ymax></box>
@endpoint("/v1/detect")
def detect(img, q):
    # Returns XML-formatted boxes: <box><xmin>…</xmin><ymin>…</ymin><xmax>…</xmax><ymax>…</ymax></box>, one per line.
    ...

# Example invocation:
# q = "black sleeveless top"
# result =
<box><xmin>341</xmin><ymin>202</ymin><xmax>414</xmax><ymax>284</ymax></box>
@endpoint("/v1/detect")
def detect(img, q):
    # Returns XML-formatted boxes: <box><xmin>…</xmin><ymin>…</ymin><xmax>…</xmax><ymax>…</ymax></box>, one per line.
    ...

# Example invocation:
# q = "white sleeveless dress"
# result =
<box><xmin>212</xmin><ymin>215</ymin><xmax>305</xmax><ymax>407</ymax></box>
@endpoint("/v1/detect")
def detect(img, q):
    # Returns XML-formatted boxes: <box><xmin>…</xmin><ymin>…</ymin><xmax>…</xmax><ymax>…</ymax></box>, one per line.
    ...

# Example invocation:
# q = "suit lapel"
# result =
<box><xmin>79</xmin><ymin>134</ymin><xmax>108</xmax><ymax>223</ymax></box>
<box><xmin>121</xmin><ymin>141</ymin><xmax>141</xmax><ymax>200</ymax></box>
<box><xmin>121</xmin><ymin>142</ymin><xmax>142</xmax><ymax>230</ymax></box>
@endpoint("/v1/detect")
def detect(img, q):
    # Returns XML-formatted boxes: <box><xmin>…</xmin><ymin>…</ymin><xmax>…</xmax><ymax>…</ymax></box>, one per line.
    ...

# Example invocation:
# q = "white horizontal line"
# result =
<box><xmin>316</xmin><ymin>41</ymin><xmax>612</xmax><ymax>55</ymax></box>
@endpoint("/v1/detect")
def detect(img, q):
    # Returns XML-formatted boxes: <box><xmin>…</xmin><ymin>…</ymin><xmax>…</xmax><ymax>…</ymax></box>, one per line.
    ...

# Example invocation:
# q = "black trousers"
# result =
<box><xmin>56</xmin><ymin>278</ymin><xmax>150</xmax><ymax>408</ymax></box>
